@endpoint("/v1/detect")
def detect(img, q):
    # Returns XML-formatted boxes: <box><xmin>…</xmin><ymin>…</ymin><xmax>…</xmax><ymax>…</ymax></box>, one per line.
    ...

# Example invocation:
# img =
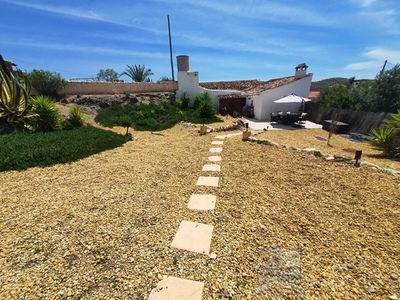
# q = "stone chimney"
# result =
<box><xmin>295</xmin><ymin>63</ymin><xmax>308</xmax><ymax>79</ymax></box>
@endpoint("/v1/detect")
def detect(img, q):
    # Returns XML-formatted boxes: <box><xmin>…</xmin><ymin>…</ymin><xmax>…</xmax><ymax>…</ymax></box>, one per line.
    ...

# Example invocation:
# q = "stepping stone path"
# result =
<box><xmin>148</xmin><ymin>276</ymin><xmax>204</xmax><ymax>300</ymax></box>
<box><xmin>171</xmin><ymin>221</ymin><xmax>214</xmax><ymax>254</ymax></box>
<box><xmin>149</xmin><ymin>133</ymin><xmax>241</xmax><ymax>299</ymax></box>
<box><xmin>196</xmin><ymin>176</ymin><xmax>219</xmax><ymax>187</ymax></box>
<box><xmin>188</xmin><ymin>194</ymin><xmax>216</xmax><ymax>210</ymax></box>
<box><xmin>202</xmin><ymin>164</ymin><xmax>221</xmax><ymax>172</ymax></box>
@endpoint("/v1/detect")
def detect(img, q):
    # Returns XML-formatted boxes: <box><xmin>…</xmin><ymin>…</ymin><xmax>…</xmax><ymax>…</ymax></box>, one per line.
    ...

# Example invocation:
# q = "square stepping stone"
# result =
<box><xmin>171</xmin><ymin>221</ymin><xmax>214</xmax><ymax>254</ymax></box>
<box><xmin>215</xmin><ymin>135</ymin><xmax>226</xmax><ymax>139</ymax></box>
<box><xmin>196</xmin><ymin>176</ymin><xmax>219</xmax><ymax>187</ymax></box>
<box><xmin>202</xmin><ymin>164</ymin><xmax>221</xmax><ymax>172</ymax></box>
<box><xmin>211</xmin><ymin>140</ymin><xmax>224</xmax><ymax>145</ymax></box>
<box><xmin>210</xmin><ymin>147</ymin><xmax>223</xmax><ymax>153</ymax></box>
<box><xmin>148</xmin><ymin>276</ymin><xmax>204</xmax><ymax>300</ymax></box>
<box><xmin>227</xmin><ymin>133</ymin><xmax>241</xmax><ymax>138</ymax></box>
<box><xmin>208</xmin><ymin>156</ymin><xmax>222</xmax><ymax>162</ymax></box>
<box><xmin>188</xmin><ymin>194</ymin><xmax>216</xmax><ymax>210</ymax></box>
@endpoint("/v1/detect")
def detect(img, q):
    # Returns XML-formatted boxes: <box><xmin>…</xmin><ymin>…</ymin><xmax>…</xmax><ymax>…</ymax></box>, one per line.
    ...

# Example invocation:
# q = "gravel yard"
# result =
<box><xmin>0</xmin><ymin>117</ymin><xmax>399</xmax><ymax>299</ymax></box>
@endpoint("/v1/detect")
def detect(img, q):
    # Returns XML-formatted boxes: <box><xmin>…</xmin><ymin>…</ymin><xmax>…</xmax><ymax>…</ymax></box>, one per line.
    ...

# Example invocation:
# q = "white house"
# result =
<box><xmin>176</xmin><ymin>55</ymin><xmax>313</xmax><ymax>121</ymax></box>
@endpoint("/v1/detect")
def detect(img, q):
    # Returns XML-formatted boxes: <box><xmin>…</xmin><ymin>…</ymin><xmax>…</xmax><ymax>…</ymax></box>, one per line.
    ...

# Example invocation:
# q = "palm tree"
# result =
<box><xmin>120</xmin><ymin>64</ymin><xmax>154</xmax><ymax>82</ymax></box>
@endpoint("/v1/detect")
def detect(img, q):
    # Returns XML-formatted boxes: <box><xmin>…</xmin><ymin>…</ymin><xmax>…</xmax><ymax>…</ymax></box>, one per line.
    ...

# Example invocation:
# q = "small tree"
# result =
<box><xmin>96</xmin><ymin>69</ymin><xmax>119</xmax><ymax>82</ymax></box>
<box><xmin>28</xmin><ymin>69</ymin><xmax>67</xmax><ymax>97</ymax></box>
<box><xmin>120</xmin><ymin>64</ymin><xmax>154</xmax><ymax>82</ymax></box>
<box><xmin>327</xmin><ymin>111</ymin><xmax>341</xmax><ymax>146</ymax></box>
<box><xmin>197</xmin><ymin>92</ymin><xmax>217</xmax><ymax>119</ymax></box>
<box><xmin>118</xmin><ymin>115</ymin><xmax>133</xmax><ymax>140</ymax></box>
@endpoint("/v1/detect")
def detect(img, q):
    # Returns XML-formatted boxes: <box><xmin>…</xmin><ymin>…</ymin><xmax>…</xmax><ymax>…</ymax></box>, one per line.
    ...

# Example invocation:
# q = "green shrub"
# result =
<box><xmin>175</xmin><ymin>98</ymin><xmax>183</xmax><ymax>108</ymax></box>
<box><xmin>369</xmin><ymin>109</ymin><xmax>400</xmax><ymax>157</ymax></box>
<box><xmin>68</xmin><ymin>106</ymin><xmax>85</xmax><ymax>128</ymax></box>
<box><xmin>95</xmin><ymin>100</ymin><xmax>222</xmax><ymax>132</ymax></box>
<box><xmin>193</xmin><ymin>93</ymin><xmax>202</xmax><ymax>109</ymax></box>
<box><xmin>180</xmin><ymin>92</ymin><xmax>190</xmax><ymax>110</ymax></box>
<box><xmin>197</xmin><ymin>92</ymin><xmax>217</xmax><ymax>119</ymax></box>
<box><xmin>0</xmin><ymin>126</ymin><xmax>127</xmax><ymax>171</ymax></box>
<box><xmin>28</xmin><ymin>69</ymin><xmax>67</xmax><ymax>97</ymax></box>
<box><xmin>30</xmin><ymin>95</ymin><xmax>61</xmax><ymax>132</ymax></box>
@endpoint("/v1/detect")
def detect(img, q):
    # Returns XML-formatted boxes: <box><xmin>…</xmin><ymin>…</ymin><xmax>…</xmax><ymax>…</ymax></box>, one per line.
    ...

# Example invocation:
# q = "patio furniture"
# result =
<box><xmin>297</xmin><ymin>112</ymin><xmax>308</xmax><ymax>124</ymax></box>
<box><xmin>270</xmin><ymin>112</ymin><xmax>280</xmax><ymax>123</ymax></box>
<box><xmin>322</xmin><ymin>120</ymin><xmax>349</xmax><ymax>134</ymax></box>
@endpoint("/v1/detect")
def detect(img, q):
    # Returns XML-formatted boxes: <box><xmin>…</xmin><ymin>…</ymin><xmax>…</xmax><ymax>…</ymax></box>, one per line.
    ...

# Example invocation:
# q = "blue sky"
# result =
<box><xmin>1</xmin><ymin>0</ymin><xmax>399</xmax><ymax>82</ymax></box>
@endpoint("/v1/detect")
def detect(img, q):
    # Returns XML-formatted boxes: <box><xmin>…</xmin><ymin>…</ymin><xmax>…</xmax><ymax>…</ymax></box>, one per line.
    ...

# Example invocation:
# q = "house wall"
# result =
<box><xmin>176</xmin><ymin>71</ymin><xmax>201</xmax><ymax>100</ymax></box>
<box><xmin>258</xmin><ymin>74</ymin><xmax>313</xmax><ymax>120</ymax></box>
<box><xmin>177</xmin><ymin>71</ymin><xmax>240</xmax><ymax>108</ymax></box>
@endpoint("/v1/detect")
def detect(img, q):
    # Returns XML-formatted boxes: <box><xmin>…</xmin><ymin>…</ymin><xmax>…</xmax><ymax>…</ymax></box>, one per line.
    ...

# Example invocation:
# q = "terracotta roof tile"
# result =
<box><xmin>199</xmin><ymin>74</ymin><xmax>311</xmax><ymax>94</ymax></box>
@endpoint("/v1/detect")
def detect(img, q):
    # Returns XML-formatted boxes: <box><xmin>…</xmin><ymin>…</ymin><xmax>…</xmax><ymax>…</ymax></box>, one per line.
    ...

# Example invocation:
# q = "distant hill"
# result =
<box><xmin>311</xmin><ymin>77</ymin><xmax>349</xmax><ymax>91</ymax></box>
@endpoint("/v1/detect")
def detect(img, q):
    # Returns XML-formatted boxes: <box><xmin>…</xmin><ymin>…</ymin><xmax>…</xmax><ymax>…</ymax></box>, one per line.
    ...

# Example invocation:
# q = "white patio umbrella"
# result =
<box><xmin>273</xmin><ymin>94</ymin><xmax>312</xmax><ymax>112</ymax></box>
<box><xmin>273</xmin><ymin>94</ymin><xmax>311</xmax><ymax>103</ymax></box>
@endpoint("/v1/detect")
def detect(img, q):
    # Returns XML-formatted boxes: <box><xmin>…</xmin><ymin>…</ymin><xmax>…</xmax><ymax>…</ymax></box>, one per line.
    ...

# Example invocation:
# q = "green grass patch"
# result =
<box><xmin>94</xmin><ymin>102</ymin><xmax>222</xmax><ymax>131</ymax></box>
<box><xmin>0</xmin><ymin>126</ymin><xmax>127</xmax><ymax>171</ymax></box>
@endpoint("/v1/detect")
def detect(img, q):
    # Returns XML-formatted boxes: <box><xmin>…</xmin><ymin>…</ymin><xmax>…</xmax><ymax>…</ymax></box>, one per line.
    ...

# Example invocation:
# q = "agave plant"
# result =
<box><xmin>369</xmin><ymin>109</ymin><xmax>400</xmax><ymax>157</ymax></box>
<box><xmin>30</xmin><ymin>95</ymin><xmax>61</xmax><ymax>132</ymax></box>
<box><xmin>0</xmin><ymin>55</ymin><xmax>31</xmax><ymax>124</ymax></box>
<box><xmin>68</xmin><ymin>105</ymin><xmax>85</xmax><ymax>128</ymax></box>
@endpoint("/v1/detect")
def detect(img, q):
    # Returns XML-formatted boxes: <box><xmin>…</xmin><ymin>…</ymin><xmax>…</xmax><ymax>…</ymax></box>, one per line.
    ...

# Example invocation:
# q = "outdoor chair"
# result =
<box><xmin>297</xmin><ymin>112</ymin><xmax>308</xmax><ymax>124</ymax></box>
<box><xmin>270</xmin><ymin>112</ymin><xmax>279</xmax><ymax>123</ymax></box>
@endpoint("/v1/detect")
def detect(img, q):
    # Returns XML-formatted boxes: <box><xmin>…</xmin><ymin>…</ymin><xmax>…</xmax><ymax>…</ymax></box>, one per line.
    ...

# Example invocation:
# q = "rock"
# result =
<box><xmin>390</xmin><ymin>273</ymin><xmax>398</xmax><ymax>280</ymax></box>
<box><xmin>364</xmin><ymin>284</ymin><xmax>376</xmax><ymax>293</ymax></box>
<box><xmin>390</xmin><ymin>296</ymin><xmax>398</xmax><ymax>300</ymax></box>
<box><xmin>210</xmin><ymin>253</ymin><xmax>217</xmax><ymax>260</ymax></box>
<box><xmin>360</xmin><ymin>161</ymin><xmax>380</xmax><ymax>169</ymax></box>
<box><xmin>314</xmin><ymin>150</ymin><xmax>325</xmax><ymax>157</ymax></box>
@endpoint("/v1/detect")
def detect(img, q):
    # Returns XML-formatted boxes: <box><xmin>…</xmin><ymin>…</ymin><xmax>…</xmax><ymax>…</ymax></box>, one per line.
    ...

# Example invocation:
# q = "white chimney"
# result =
<box><xmin>295</xmin><ymin>63</ymin><xmax>308</xmax><ymax>79</ymax></box>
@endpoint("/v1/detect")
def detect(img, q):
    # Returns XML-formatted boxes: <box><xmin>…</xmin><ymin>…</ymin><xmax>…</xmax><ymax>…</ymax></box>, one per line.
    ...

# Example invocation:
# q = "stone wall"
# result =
<box><xmin>63</xmin><ymin>81</ymin><xmax>178</xmax><ymax>95</ymax></box>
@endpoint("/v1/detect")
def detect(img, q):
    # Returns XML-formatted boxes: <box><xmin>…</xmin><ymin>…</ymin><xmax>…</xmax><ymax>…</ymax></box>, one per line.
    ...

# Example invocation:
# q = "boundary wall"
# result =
<box><xmin>63</xmin><ymin>81</ymin><xmax>178</xmax><ymax>95</ymax></box>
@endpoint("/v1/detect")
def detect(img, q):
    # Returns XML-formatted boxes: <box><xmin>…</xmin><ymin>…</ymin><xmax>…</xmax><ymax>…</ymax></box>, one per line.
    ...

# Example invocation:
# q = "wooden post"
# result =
<box><xmin>242</xmin><ymin>131</ymin><xmax>251</xmax><ymax>141</ymax></box>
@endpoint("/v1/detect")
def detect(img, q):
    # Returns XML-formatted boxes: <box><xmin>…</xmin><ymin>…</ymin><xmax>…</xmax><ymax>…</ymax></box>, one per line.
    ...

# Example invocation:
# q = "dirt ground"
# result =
<box><xmin>0</xmin><ymin>98</ymin><xmax>399</xmax><ymax>299</ymax></box>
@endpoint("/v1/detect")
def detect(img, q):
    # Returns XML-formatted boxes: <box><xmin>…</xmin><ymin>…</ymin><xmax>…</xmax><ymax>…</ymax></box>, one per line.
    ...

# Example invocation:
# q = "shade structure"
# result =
<box><xmin>273</xmin><ymin>94</ymin><xmax>312</xmax><ymax>103</ymax></box>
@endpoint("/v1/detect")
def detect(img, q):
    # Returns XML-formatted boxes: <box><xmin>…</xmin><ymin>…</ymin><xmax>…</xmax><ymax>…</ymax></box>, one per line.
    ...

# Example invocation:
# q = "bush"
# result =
<box><xmin>197</xmin><ymin>92</ymin><xmax>217</xmax><ymax>119</ymax></box>
<box><xmin>95</xmin><ymin>100</ymin><xmax>222</xmax><ymax>132</ymax></box>
<box><xmin>180</xmin><ymin>92</ymin><xmax>190</xmax><ymax>110</ymax></box>
<box><xmin>0</xmin><ymin>126</ymin><xmax>127</xmax><ymax>171</ymax></box>
<box><xmin>67</xmin><ymin>106</ymin><xmax>85</xmax><ymax>128</ymax></box>
<box><xmin>28</xmin><ymin>69</ymin><xmax>67</xmax><ymax>97</ymax></box>
<box><xmin>193</xmin><ymin>93</ymin><xmax>202</xmax><ymax>109</ymax></box>
<box><xmin>30</xmin><ymin>95</ymin><xmax>61</xmax><ymax>132</ymax></box>
<box><xmin>369</xmin><ymin>109</ymin><xmax>400</xmax><ymax>157</ymax></box>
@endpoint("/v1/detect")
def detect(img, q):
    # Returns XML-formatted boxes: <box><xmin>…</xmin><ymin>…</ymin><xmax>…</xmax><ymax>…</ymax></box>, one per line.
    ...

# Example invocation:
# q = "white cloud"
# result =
<box><xmin>344</xmin><ymin>47</ymin><xmax>399</xmax><ymax>75</ymax></box>
<box><xmin>344</xmin><ymin>61</ymin><xmax>382</xmax><ymax>71</ymax></box>
<box><xmin>364</xmin><ymin>48</ymin><xmax>400</xmax><ymax>63</ymax></box>
<box><xmin>3</xmin><ymin>39</ymin><xmax>167</xmax><ymax>59</ymax></box>
<box><xmin>360</xmin><ymin>0</ymin><xmax>376</xmax><ymax>7</ymax></box>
